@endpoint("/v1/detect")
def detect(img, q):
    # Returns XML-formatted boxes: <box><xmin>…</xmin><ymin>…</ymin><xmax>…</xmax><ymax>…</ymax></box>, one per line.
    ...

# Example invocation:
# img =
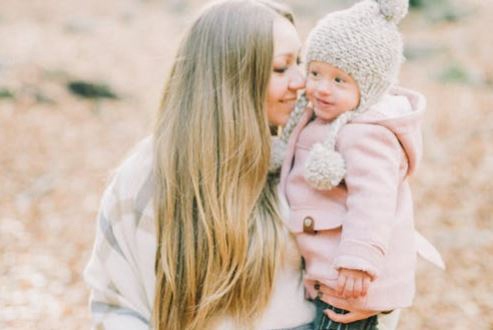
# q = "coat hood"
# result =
<box><xmin>351</xmin><ymin>86</ymin><xmax>426</xmax><ymax>176</ymax></box>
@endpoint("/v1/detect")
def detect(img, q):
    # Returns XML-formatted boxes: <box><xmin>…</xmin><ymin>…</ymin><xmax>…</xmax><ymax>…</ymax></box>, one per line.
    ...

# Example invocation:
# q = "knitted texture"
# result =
<box><xmin>304</xmin><ymin>143</ymin><xmax>346</xmax><ymax>190</ymax></box>
<box><xmin>276</xmin><ymin>0</ymin><xmax>409</xmax><ymax>189</ymax></box>
<box><xmin>269</xmin><ymin>93</ymin><xmax>308</xmax><ymax>173</ymax></box>
<box><xmin>305</xmin><ymin>0</ymin><xmax>407</xmax><ymax>113</ymax></box>
<box><xmin>299</xmin><ymin>0</ymin><xmax>408</xmax><ymax>190</ymax></box>
<box><xmin>269</xmin><ymin>136</ymin><xmax>288</xmax><ymax>173</ymax></box>
<box><xmin>376</xmin><ymin>0</ymin><xmax>409</xmax><ymax>23</ymax></box>
<box><xmin>304</xmin><ymin>111</ymin><xmax>353</xmax><ymax>190</ymax></box>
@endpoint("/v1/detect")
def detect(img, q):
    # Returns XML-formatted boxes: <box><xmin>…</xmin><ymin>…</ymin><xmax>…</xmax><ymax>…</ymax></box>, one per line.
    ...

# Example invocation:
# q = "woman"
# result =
<box><xmin>84</xmin><ymin>1</ymin><xmax>380</xmax><ymax>329</ymax></box>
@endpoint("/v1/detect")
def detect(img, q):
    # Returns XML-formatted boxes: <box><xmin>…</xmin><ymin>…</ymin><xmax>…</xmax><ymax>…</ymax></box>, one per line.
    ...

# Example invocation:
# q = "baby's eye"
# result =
<box><xmin>296</xmin><ymin>57</ymin><xmax>302</xmax><ymax>65</ymax></box>
<box><xmin>334</xmin><ymin>77</ymin><xmax>344</xmax><ymax>83</ymax></box>
<box><xmin>309</xmin><ymin>70</ymin><xmax>319</xmax><ymax>78</ymax></box>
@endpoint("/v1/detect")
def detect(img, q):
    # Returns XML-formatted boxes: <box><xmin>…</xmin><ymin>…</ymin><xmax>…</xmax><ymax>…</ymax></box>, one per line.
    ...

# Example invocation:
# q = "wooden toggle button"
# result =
<box><xmin>303</xmin><ymin>216</ymin><xmax>316</xmax><ymax>234</ymax></box>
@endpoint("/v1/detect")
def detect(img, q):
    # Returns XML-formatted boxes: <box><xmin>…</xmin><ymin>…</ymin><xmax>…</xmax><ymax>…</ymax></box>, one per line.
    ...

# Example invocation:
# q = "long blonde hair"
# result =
<box><xmin>152</xmin><ymin>0</ymin><xmax>295</xmax><ymax>329</ymax></box>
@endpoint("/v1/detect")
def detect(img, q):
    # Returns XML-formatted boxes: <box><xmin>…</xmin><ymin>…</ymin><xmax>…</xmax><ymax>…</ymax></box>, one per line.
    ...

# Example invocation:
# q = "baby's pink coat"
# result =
<box><xmin>279</xmin><ymin>87</ymin><xmax>441</xmax><ymax>311</ymax></box>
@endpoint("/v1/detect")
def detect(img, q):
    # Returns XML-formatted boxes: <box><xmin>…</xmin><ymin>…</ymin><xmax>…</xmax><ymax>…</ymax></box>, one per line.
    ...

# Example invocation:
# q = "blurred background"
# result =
<box><xmin>0</xmin><ymin>0</ymin><xmax>492</xmax><ymax>328</ymax></box>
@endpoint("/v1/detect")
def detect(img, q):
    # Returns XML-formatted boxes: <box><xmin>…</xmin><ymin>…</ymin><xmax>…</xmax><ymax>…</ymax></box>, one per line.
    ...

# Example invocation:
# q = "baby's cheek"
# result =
<box><xmin>305</xmin><ymin>80</ymin><xmax>316</xmax><ymax>101</ymax></box>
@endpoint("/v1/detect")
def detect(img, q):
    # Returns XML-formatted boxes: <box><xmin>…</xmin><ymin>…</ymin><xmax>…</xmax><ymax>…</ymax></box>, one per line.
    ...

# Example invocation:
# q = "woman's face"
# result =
<box><xmin>266</xmin><ymin>17</ymin><xmax>304</xmax><ymax>127</ymax></box>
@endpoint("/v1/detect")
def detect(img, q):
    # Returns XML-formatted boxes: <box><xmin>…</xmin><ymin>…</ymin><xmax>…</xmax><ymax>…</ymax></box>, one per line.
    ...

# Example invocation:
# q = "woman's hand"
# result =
<box><xmin>315</xmin><ymin>280</ymin><xmax>380</xmax><ymax>324</ymax></box>
<box><xmin>324</xmin><ymin>308</ymin><xmax>379</xmax><ymax>324</ymax></box>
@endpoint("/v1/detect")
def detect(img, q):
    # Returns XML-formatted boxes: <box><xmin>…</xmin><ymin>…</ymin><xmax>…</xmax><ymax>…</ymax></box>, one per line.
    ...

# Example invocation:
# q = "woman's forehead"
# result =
<box><xmin>273</xmin><ymin>16</ymin><xmax>301</xmax><ymax>57</ymax></box>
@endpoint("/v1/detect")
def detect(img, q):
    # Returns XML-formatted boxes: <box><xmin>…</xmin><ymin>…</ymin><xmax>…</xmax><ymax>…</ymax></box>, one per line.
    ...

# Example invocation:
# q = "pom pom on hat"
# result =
<box><xmin>375</xmin><ymin>0</ymin><xmax>409</xmax><ymax>24</ymax></box>
<box><xmin>304</xmin><ymin>143</ymin><xmax>346</xmax><ymax>190</ymax></box>
<box><xmin>305</xmin><ymin>0</ymin><xmax>408</xmax><ymax>113</ymax></box>
<box><xmin>291</xmin><ymin>0</ymin><xmax>409</xmax><ymax>190</ymax></box>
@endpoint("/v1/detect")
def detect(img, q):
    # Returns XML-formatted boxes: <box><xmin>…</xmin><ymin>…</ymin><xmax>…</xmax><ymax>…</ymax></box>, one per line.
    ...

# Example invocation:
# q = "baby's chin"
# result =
<box><xmin>313</xmin><ymin>109</ymin><xmax>338</xmax><ymax>122</ymax></box>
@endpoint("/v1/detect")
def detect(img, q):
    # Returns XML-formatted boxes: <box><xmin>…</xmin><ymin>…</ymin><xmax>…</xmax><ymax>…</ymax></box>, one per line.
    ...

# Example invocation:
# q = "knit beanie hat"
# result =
<box><xmin>270</xmin><ymin>0</ymin><xmax>409</xmax><ymax>190</ymax></box>
<box><xmin>306</xmin><ymin>0</ymin><xmax>407</xmax><ymax>113</ymax></box>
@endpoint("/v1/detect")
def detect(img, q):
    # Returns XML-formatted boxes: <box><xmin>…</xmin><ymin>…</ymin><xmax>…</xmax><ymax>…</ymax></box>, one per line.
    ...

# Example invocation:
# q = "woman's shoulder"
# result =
<box><xmin>110</xmin><ymin>136</ymin><xmax>154</xmax><ymax>200</ymax></box>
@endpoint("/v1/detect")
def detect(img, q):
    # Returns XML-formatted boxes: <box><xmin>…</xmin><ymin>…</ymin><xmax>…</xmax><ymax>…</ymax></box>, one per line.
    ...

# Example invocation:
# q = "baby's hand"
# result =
<box><xmin>336</xmin><ymin>268</ymin><xmax>372</xmax><ymax>299</ymax></box>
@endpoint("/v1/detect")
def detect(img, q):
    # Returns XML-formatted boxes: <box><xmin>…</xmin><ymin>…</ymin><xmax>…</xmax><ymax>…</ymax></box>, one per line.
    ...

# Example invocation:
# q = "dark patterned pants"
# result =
<box><xmin>313</xmin><ymin>299</ymin><xmax>378</xmax><ymax>330</ymax></box>
<box><xmin>277</xmin><ymin>323</ymin><xmax>314</xmax><ymax>330</ymax></box>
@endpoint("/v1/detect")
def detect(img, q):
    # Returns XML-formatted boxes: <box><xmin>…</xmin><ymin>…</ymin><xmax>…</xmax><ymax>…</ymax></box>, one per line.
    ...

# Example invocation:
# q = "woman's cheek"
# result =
<box><xmin>266</xmin><ymin>103</ymin><xmax>281</xmax><ymax>126</ymax></box>
<box><xmin>277</xmin><ymin>101</ymin><xmax>295</xmax><ymax>126</ymax></box>
<box><xmin>267</xmin><ymin>75</ymin><xmax>286</xmax><ymax>101</ymax></box>
<box><xmin>265</xmin><ymin>79</ymin><xmax>281</xmax><ymax>123</ymax></box>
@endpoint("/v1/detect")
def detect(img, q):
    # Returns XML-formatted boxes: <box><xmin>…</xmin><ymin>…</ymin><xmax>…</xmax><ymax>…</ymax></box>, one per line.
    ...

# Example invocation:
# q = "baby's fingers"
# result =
<box><xmin>342</xmin><ymin>277</ymin><xmax>355</xmax><ymax>299</ymax></box>
<box><xmin>353</xmin><ymin>278</ymin><xmax>362</xmax><ymax>298</ymax></box>
<box><xmin>362</xmin><ymin>277</ymin><xmax>370</xmax><ymax>297</ymax></box>
<box><xmin>336</xmin><ymin>274</ymin><xmax>346</xmax><ymax>296</ymax></box>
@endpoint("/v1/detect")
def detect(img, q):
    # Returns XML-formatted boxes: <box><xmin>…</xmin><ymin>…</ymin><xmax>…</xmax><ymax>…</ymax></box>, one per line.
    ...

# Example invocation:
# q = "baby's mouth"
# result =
<box><xmin>316</xmin><ymin>98</ymin><xmax>334</xmax><ymax>107</ymax></box>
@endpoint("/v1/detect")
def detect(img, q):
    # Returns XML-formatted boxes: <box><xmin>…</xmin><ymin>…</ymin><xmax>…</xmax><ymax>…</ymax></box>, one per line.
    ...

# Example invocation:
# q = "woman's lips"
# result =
<box><xmin>281</xmin><ymin>97</ymin><xmax>297</xmax><ymax>104</ymax></box>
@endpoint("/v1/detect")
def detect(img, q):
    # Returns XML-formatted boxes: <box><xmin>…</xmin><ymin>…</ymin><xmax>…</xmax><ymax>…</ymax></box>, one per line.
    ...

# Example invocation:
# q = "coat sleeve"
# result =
<box><xmin>332</xmin><ymin>124</ymin><xmax>405</xmax><ymax>278</ymax></box>
<box><xmin>83</xmin><ymin>177</ymin><xmax>151</xmax><ymax>329</ymax></box>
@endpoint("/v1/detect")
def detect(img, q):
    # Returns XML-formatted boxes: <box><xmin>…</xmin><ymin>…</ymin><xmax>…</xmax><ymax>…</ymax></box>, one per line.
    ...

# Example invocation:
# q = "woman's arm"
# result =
<box><xmin>84</xmin><ymin>178</ymin><xmax>152</xmax><ymax>329</ymax></box>
<box><xmin>316</xmin><ymin>284</ymin><xmax>380</xmax><ymax>323</ymax></box>
<box><xmin>325</xmin><ymin>308</ymin><xmax>379</xmax><ymax>324</ymax></box>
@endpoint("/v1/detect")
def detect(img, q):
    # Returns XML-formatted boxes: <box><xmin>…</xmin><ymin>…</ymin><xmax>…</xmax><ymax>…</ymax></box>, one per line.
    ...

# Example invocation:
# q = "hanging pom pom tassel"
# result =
<box><xmin>303</xmin><ymin>111</ymin><xmax>353</xmax><ymax>190</ymax></box>
<box><xmin>304</xmin><ymin>143</ymin><xmax>346</xmax><ymax>190</ymax></box>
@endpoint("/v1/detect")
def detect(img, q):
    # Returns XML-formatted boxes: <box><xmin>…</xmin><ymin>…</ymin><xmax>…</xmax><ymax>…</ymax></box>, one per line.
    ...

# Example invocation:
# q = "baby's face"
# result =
<box><xmin>306</xmin><ymin>61</ymin><xmax>360</xmax><ymax>122</ymax></box>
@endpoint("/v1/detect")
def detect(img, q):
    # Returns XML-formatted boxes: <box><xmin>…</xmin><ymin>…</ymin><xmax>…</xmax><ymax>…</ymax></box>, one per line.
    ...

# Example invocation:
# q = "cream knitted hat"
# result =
<box><xmin>306</xmin><ymin>0</ymin><xmax>407</xmax><ymax>113</ymax></box>
<box><xmin>270</xmin><ymin>0</ymin><xmax>409</xmax><ymax>190</ymax></box>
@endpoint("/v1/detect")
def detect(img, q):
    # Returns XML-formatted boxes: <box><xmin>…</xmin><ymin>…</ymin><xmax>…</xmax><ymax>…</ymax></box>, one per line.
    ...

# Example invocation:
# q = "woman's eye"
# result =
<box><xmin>296</xmin><ymin>57</ymin><xmax>302</xmax><ymax>65</ymax></box>
<box><xmin>273</xmin><ymin>67</ymin><xmax>287</xmax><ymax>74</ymax></box>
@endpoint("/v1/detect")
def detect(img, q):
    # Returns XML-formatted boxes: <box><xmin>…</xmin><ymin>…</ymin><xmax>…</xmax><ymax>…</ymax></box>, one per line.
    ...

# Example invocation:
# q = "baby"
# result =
<box><xmin>272</xmin><ymin>0</ymin><xmax>445</xmax><ymax>329</ymax></box>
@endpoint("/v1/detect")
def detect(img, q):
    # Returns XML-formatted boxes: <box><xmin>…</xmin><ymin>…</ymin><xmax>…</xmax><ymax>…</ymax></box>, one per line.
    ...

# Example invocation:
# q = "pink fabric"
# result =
<box><xmin>279</xmin><ymin>87</ymin><xmax>439</xmax><ymax>311</ymax></box>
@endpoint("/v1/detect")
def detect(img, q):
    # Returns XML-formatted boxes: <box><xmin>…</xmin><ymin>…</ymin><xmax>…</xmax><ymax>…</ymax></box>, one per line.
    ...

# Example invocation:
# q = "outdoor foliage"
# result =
<box><xmin>1</xmin><ymin>0</ymin><xmax>492</xmax><ymax>329</ymax></box>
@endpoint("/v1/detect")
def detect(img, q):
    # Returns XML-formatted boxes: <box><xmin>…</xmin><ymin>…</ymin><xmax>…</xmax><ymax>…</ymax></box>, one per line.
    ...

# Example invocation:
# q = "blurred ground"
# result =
<box><xmin>1</xmin><ymin>0</ymin><xmax>492</xmax><ymax>329</ymax></box>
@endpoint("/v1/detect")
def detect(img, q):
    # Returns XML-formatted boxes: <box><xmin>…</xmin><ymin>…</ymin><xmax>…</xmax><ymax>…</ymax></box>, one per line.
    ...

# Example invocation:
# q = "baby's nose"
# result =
<box><xmin>316</xmin><ymin>80</ymin><xmax>332</xmax><ymax>94</ymax></box>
